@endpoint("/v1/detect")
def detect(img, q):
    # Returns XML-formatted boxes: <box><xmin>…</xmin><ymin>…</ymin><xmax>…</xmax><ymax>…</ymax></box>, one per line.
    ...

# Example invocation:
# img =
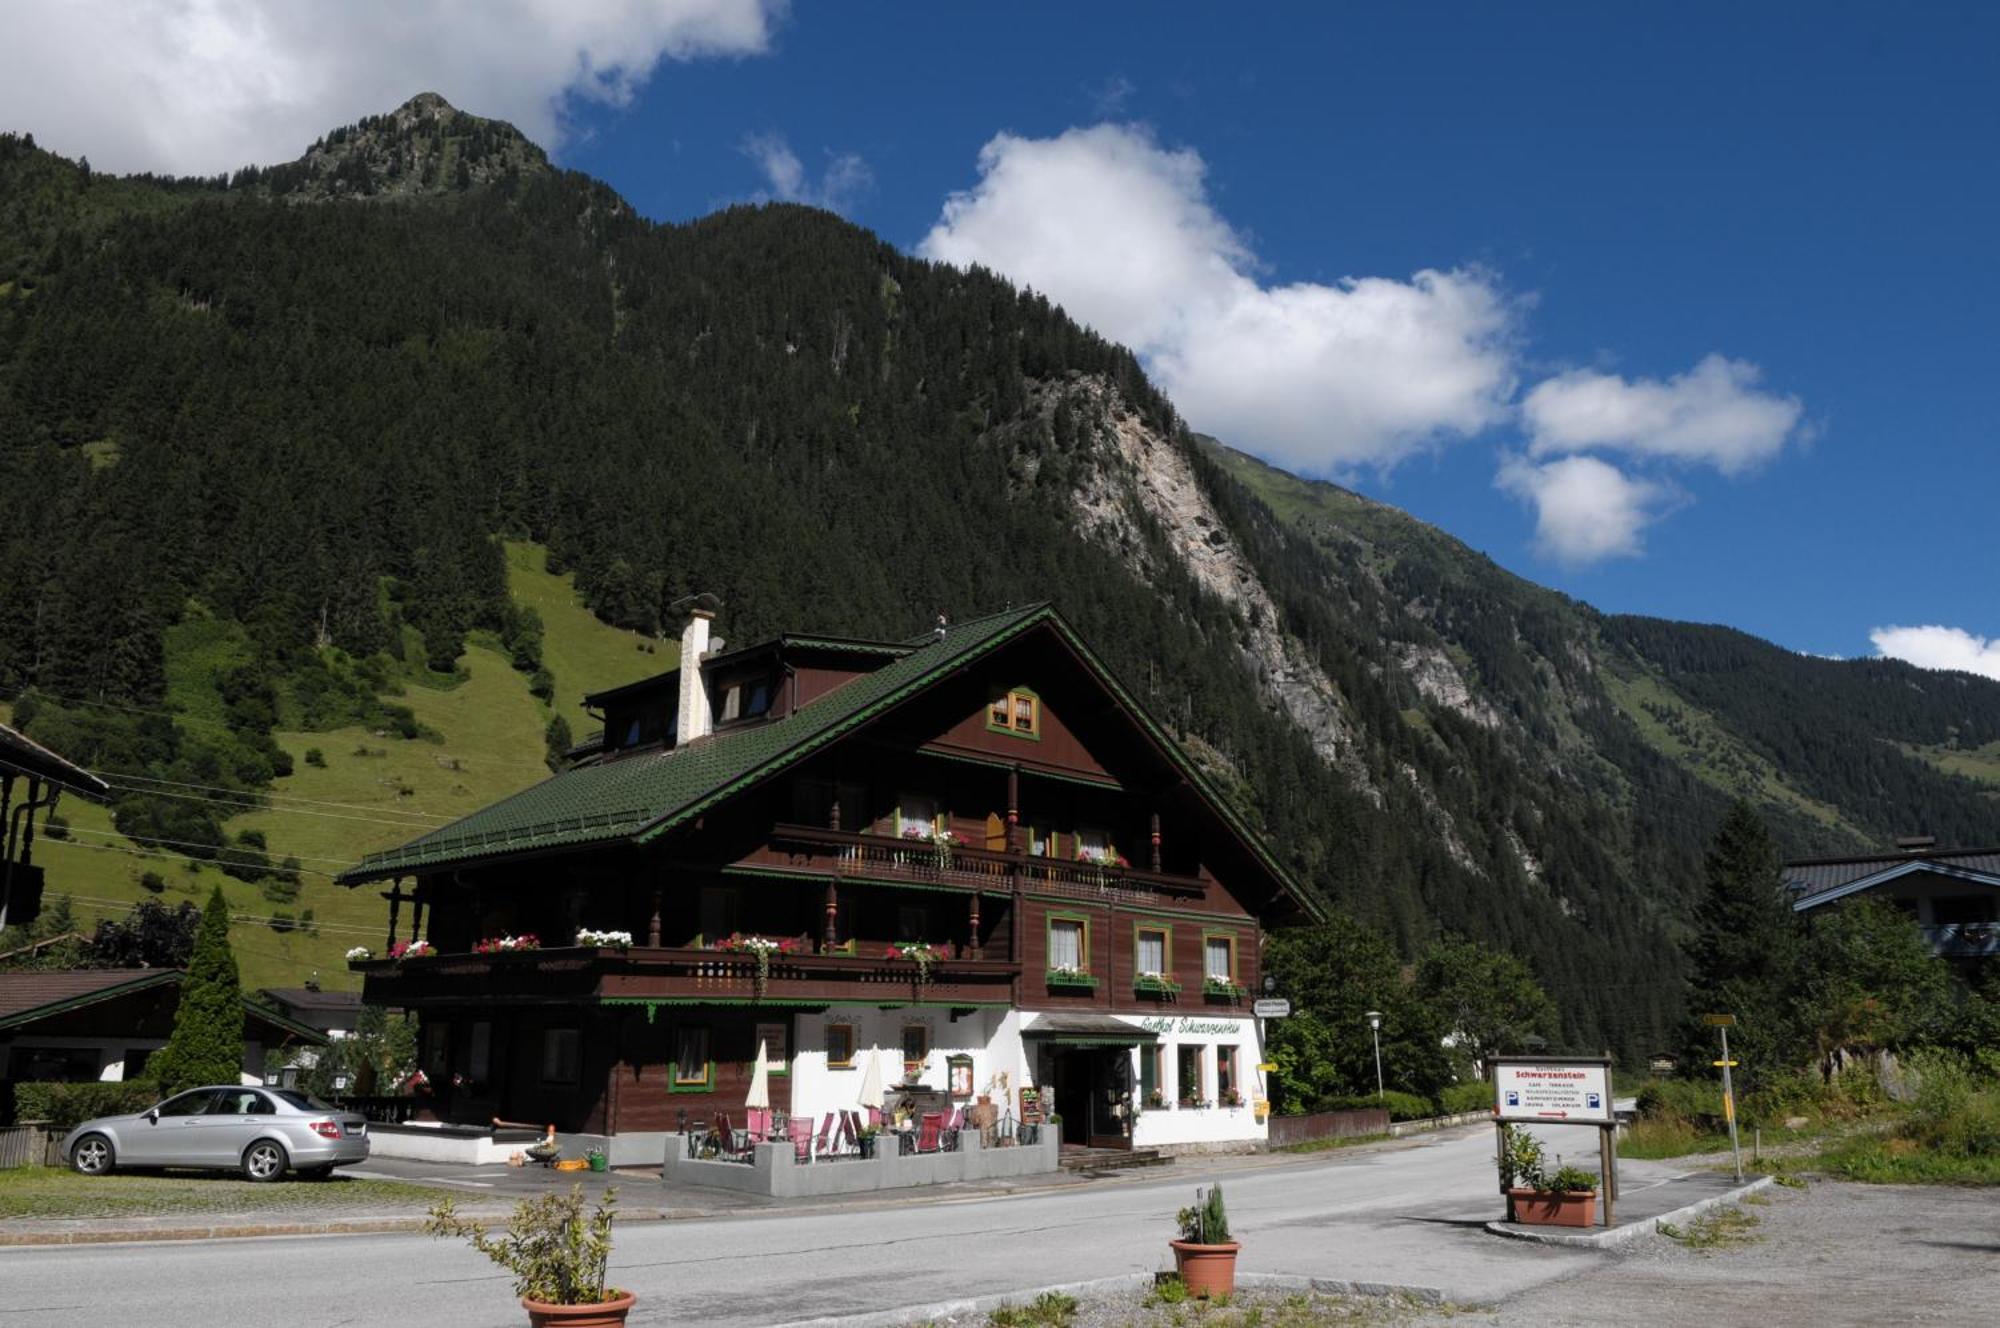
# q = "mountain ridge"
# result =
<box><xmin>2</xmin><ymin>98</ymin><xmax>1996</xmax><ymax>1057</ymax></box>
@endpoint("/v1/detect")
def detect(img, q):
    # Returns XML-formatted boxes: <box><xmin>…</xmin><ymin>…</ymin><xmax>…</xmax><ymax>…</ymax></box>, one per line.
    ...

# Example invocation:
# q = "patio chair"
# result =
<box><xmin>790</xmin><ymin>1115</ymin><xmax>813</xmax><ymax>1163</ymax></box>
<box><xmin>746</xmin><ymin>1107</ymin><xmax>771</xmax><ymax>1140</ymax></box>
<box><xmin>838</xmin><ymin>1110</ymin><xmax>861</xmax><ymax>1153</ymax></box>
<box><xmin>917</xmin><ymin>1111</ymin><xmax>944</xmax><ymax>1154</ymax></box>
<box><xmin>814</xmin><ymin>1112</ymin><xmax>836</xmax><ymax>1159</ymax></box>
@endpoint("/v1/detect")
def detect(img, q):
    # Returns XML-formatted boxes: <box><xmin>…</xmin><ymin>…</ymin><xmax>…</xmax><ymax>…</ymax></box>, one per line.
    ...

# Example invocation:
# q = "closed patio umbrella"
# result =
<box><xmin>858</xmin><ymin>1046</ymin><xmax>885</xmax><ymax>1126</ymax></box>
<box><xmin>745</xmin><ymin>1038</ymin><xmax>772</xmax><ymax>1138</ymax></box>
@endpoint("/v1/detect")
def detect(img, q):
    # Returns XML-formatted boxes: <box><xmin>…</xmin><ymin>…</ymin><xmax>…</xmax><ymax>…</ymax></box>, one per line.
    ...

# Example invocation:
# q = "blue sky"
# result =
<box><xmin>8</xmin><ymin>3</ymin><xmax>1996</xmax><ymax>671</ymax></box>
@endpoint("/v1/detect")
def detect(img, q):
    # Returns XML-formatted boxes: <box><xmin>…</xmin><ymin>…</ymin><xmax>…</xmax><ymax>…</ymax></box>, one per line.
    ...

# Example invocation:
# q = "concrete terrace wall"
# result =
<box><xmin>660</xmin><ymin>1129</ymin><xmax>1059</xmax><ymax>1198</ymax></box>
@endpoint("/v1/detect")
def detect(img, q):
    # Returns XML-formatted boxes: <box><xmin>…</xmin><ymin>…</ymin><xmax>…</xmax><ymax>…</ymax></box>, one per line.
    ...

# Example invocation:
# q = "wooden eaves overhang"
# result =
<box><xmin>335</xmin><ymin>605</ymin><xmax>1324</xmax><ymax>925</ymax></box>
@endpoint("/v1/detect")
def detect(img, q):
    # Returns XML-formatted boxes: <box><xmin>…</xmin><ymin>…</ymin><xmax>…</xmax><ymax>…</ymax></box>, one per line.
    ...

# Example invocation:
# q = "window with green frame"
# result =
<box><xmin>670</xmin><ymin>1025</ymin><xmax>713</xmax><ymax>1092</ymax></box>
<box><xmin>1047</xmin><ymin>914</ymin><xmax>1089</xmax><ymax>971</ymax></box>
<box><xmin>985</xmin><ymin>687</ymin><xmax>1041</xmax><ymax>739</ymax></box>
<box><xmin>1134</xmin><ymin>923</ymin><xmax>1170</xmax><ymax>977</ymax></box>
<box><xmin>1203</xmin><ymin>932</ymin><xmax>1238</xmax><ymax>983</ymax></box>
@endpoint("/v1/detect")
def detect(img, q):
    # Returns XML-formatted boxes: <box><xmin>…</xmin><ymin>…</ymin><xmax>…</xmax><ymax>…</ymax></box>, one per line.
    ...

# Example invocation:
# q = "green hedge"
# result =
<box><xmin>1440</xmin><ymin>1080</ymin><xmax>1495</xmax><ymax>1115</ymax></box>
<box><xmin>13</xmin><ymin>1081</ymin><xmax>160</xmax><ymax>1133</ymax></box>
<box><xmin>1314</xmin><ymin>1090</ymin><xmax>1437</xmax><ymax>1121</ymax></box>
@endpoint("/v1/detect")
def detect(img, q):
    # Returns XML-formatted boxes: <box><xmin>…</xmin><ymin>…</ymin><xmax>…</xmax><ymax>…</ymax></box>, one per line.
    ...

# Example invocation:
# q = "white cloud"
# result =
<box><xmin>0</xmin><ymin>0</ymin><xmax>782</xmax><ymax>175</ymax></box>
<box><xmin>1496</xmin><ymin>455</ymin><xmax>1671</xmax><ymax>566</ymax></box>
<box><xmin>1869</xmin><ymin>625</ymin><xmax>2000</xmax><ymax>682</ymax></box>
<box><xmin>918</xmin><ymin>123</ymin><xmax>1518</xmax><ymax>473</ymax></box>
<box><xmin>1523</xmin><ymin>354</ymin><xmax>1804</xmax><ymax>475</ymax></box>
<box><xmin>741</xmin><ymin>132</ymin><xmax>872</xmax><ymax>215</ymax></box>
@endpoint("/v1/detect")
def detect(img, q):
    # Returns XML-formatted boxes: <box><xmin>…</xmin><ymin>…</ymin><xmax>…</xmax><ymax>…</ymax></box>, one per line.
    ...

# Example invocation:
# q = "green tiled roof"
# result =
<box><xmin>339</xmin><ymin>606</ymin><xmax>1050</xmax><ymax>884</ymax></box>
<box><xmin>337</xmin><ymin>603</ymin><xmax>1318</xmax><ymax>921</ymax></box>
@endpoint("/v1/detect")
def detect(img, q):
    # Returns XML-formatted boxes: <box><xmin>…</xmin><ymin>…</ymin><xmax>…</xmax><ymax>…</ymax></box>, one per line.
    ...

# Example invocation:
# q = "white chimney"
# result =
<box><xmin>676</xmin><ymin>609</ymin><xmax>715</xmax><ymax>745</ymax></box>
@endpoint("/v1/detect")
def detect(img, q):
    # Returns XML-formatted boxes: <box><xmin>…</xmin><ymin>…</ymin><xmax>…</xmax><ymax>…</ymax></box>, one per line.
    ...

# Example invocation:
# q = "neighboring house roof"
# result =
<box><xmin>1783</xmin><ymin>846</ymin><xmax>2000</xmax><ymax>911</ymax></box>
<box><xmin>0</xmin><ymin>720</ymin><xmax>111</xmax><ymax>801</ymax></box>
<box><xmin>0</xmin><ymin>967</ymin><xmax>326</xmax><ymax>1044</ymax></box>
<box><xmin>261</xmin><ymin>987</ymin><xmax>363</xmax><ymax>1016</ymax></box>
<box><xmin>338</xmin><ymin>604</ymin><xmax>1321</xmax><ymax>921</ymax></box>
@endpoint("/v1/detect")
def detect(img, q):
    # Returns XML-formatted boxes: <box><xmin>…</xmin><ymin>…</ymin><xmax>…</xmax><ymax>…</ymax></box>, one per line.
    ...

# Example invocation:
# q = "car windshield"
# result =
<box><xmin>269</xmin><ymin>1089</ymin><xmax>336</xmax><ymax>1112</ymax></box>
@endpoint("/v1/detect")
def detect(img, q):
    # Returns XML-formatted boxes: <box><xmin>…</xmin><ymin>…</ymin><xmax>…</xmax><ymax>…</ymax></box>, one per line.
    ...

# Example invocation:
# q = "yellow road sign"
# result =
<box><xmin>1702</xmin><ymin>1013</ymin><xmax>1736</xmax><ymax>1027</ymax></box>
<box><xmin>1712</xmin><ymin>1059</ymin><xmax>1738</xmax><ymax>1067</ymax></box>
<box><xmin>1257</xmin><ymin>1063</ymin><xmax>1278</xmax><ymax>1073</ymax></box>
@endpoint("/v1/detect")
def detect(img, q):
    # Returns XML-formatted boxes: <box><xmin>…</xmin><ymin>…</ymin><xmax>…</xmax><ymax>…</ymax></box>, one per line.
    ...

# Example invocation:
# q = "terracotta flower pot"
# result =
<box><xmin>520</xmin><ymin>1291</ymin><xmax>636</xmax><ymax>1327</ymax></box>
<box><xmin>1508</xmin><ymin>1187</ymin><xmax>1597</xmax><ymax>1228</ymax></box>
<box><xmin>1169</xmin><ymin>1239</ymin><xmax>1241</xmax><ymax>1298</ymax></box>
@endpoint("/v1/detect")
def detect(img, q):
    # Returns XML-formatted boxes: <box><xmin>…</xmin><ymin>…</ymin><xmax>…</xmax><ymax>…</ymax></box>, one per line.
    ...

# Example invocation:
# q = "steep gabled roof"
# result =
<box><xmin>1784</xmin><ymin>845</ymin><xmax>2000</xmax><ymax>910</ymax></box>
<box><xmin>337</xmin><ymin>604</ymin><xmax>1319</xmax><ymax>920</ymax></box>
<box><xmin>0</xmin><ymin>720</ymin><xmax>111</xmax><ymax>800</ymax></box>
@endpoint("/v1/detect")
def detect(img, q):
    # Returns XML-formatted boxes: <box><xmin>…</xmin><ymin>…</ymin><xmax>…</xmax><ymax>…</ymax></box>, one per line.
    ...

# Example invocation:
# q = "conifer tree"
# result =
<box><xmin>148</xmin><ymin>888</ymin><xmax>245</xmax><ymax>1093</ymax></box>
<box><xmin>1682</xmin><ymin>802</ymin><xmax>1797</xmax><ymax>1085</ymax></box>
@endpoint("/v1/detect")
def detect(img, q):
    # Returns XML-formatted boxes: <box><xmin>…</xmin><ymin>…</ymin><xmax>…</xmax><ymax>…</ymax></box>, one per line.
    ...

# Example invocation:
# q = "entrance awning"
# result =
<box><xmin>1022</xmin><ymin>1013</ymin><xmax>1158</xmax><ymax>1048</ymax></box>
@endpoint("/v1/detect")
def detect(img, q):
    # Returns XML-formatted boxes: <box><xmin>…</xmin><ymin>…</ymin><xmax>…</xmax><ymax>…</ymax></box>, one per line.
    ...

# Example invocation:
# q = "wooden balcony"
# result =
<box><xmin>752</xmin><ymin>824</ymin><xmax>1206</xmax><ymax>904</ymax></box>
<box><xmin>353</xmin><ymin>944</ymin><xmax>1021</xmax><ymax>1010</ymax></box>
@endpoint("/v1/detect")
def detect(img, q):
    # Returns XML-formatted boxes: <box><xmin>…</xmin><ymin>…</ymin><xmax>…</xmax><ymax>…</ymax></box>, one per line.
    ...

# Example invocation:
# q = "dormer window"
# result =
<box><xmin>986</xmin><ymin>688</ymin><xmax>1040</xmax><ymax>739</ymax></box>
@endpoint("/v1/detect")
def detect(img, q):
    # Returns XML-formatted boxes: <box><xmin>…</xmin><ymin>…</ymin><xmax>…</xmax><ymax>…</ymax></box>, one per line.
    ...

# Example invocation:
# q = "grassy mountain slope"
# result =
<box><xmin>6</xmin><ymin>545</ymin><xmax>649</xmax><ymax>991</ymax></box>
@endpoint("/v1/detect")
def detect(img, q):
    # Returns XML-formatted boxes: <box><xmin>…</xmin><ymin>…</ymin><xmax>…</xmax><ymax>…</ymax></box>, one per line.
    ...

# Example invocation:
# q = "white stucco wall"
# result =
<box><xmin>786</xmin><ymin>1005</ymin><xmax>1020</xmax><ymax>1126</ymax></box>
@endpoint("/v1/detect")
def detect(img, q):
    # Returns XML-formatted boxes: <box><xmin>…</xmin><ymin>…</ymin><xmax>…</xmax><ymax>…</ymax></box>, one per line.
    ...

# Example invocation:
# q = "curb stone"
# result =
<box><xmin>769</xmin><ymin>1272</ymin><xmax>1447</xmax><ymax>1328</ymax></box>
<box><xmin>0</xmin><ymin>1206</ymin><xmax>699</xmax><ymax>1248</ymax></box>
<box><xmin>1485</xmin><ymin>1174</ymin><xmax>1777</xmax><ymax>1249</ymax></box>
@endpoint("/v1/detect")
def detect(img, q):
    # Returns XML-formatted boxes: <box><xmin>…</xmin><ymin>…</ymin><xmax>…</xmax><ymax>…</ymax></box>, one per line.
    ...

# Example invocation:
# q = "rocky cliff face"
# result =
<box><xmin>262</xmin><ymin>93</ymin><xmax>554</xmax><ymax>201</ymax></box>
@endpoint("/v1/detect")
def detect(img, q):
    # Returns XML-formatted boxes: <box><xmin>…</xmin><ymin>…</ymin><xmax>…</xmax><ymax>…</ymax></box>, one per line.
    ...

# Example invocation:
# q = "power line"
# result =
<box><xmin>56</xmin><ymin>891</ymin><xmax>380</xmax><ymax>938</ymax></box>
<box><xmin>40</xmin><ymin>835</ymin><xmax>346</xmax><ymax>880</ymax></box>
<box><xmin>108</xmin><ymin>771</ymin><xmax>448</xmax><ymax>822</ymax></box>
<box><xmin>58</xmin><ymin>825</ymin><xmax>358</xmax><ymax>867</ymax></box>
<box><xmin>103</xmin><ymin>779</ymin><xmax>449</xmax><ymax>831</ymax></box>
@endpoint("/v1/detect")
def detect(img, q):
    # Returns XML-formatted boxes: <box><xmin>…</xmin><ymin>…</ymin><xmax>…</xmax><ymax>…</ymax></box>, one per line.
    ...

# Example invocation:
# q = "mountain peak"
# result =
<box><xmin>250</xmin><ymin>92</ymin><xmax>550</xmax><ymax>201</ymax></box>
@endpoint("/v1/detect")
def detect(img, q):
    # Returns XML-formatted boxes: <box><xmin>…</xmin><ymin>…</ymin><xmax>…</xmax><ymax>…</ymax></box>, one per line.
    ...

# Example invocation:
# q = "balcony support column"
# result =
<box><xmin>381</xmin><ymin>880</ymin><xmax>406</xmax><ymax>952</ymax></box>
<box><xmin>1006</xmin><ymin>765</ymin><xmax>1021</xmax><ymax>854</ymax></box>
<box><xmin>968</xmin><ymin>892</ymin><xmax>982</xmax><ymax>960</ymax></box>
<box><xmin>647</xmin><ymin>887</ymin><xmax>663</xmax><ymax>948</ymax></box>
<box><xmin>1150</xmin><ymin>812</ymin><xmax>1162</xmax><ymax>873</ymax></box>
<box><xmin>823</xmin><ymin>877</ymin><xmax>839</xmax><ymax>950</ymax></box>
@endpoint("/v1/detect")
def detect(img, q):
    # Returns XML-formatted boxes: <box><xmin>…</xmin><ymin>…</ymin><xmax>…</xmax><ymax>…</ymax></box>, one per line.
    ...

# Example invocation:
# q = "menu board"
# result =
<box><xmin>1019</xmin><ymin>1086</ymin><xmax>1045</xmax><ymax>1124</ymax></box>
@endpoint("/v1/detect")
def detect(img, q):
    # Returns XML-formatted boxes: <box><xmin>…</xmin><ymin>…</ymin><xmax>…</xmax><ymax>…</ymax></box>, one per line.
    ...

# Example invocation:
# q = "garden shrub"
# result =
<box><xmin>1314</xmin><ymin>1090</ymin><xmax>1436</xmax><ymax>1120</ymax></box>
<box><xmin>13</xmin><ymin>1080</ymin><xmax>159</xmax><ymax>1132</ymax></box>
<box><xmin>1441</xmin><ymin>1080</ymin><xmax>1493</xmax><ymax>1114</ymax></box>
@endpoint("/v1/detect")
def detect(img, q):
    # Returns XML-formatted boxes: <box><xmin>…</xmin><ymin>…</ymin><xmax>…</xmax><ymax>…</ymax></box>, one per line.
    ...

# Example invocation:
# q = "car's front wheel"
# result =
<box><xmin>70</xmin><ymin>1133</ymin><xmax>115</xmax><ymax>1176</ymax></box>
<box><xmin>241</xmin><ymin>1139</ymin><xmax>289</xmax><ymax>1183</ymax></box>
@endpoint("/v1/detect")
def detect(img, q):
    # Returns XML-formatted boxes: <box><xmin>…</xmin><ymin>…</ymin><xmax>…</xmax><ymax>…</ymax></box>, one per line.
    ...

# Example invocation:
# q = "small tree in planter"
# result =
<box><xmin>1168</xmin><ymin>1182</ymin><xmax>1239</xmax><ymax>1298</ymax></box>
<box><xmin>428</xmin><ymin>1185</ymin><xmax>634</xmax><ymax>1326</ymax></box>
<box><xmin>1499</xmin><ymin>1126</ymin><xmax>1599</xmax><ymax>1227</ymax></box>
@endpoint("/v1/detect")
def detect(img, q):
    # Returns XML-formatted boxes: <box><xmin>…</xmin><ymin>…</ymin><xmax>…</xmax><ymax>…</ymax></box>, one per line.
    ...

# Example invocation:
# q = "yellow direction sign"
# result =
<box><xmin>1702</xmin><ymin>1013</ymin><xmax>1736</xmax><ymax>1027</ymax></box>
<box><xmin>1257</xmin><ymin>1062</ymin><xmax>1278</xmax><ymax>1073</ymax></box>
<box><xmin>1713</xmin><ymin>1059</ymin><xmax>1738</xmax><ymax>1067</ymax></box>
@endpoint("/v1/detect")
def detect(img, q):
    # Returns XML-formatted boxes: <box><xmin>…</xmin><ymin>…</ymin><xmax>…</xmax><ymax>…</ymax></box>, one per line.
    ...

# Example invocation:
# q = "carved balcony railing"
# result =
<box><xmin>351</xmin><ymin>943</ymin><xmax>1020</xmax><ymax>1009</ymax></box>
<box><xmin>757</xmin><ymin>824</ymin><xmax>1205</xmax><ymax>904</ymax></box>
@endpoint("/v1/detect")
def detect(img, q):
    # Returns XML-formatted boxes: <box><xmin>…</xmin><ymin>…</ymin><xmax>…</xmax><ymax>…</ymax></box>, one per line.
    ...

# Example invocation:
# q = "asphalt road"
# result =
<box><xmin>4</xmin><ymin>1127</ymin><xmax>1616</xmax><ymax>1327</ymax></box>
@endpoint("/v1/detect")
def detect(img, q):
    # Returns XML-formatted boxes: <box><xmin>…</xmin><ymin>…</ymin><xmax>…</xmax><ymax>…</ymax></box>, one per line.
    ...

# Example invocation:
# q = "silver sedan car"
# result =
<box><xmin>64</xmin><ymin>1085</ymin><xmax>370</xmax><ymax>1182</ymax></box>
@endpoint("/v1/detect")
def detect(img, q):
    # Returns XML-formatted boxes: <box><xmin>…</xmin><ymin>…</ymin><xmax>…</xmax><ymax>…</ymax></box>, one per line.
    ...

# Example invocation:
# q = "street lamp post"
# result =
<box><xmin>1365</xmin><ymin>1010</ymin><xmax>1384</xmax><ymax>1102</ymax></box>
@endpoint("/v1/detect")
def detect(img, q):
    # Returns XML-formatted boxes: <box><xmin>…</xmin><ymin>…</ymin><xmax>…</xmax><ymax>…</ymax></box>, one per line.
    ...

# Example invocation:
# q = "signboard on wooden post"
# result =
<box><xmin>1487</xmin><ymin>1054</ymin><xmax>1620</xmax><ymax>1229</ymax></box>
<box><xmin>1492</xmin><ymin>1057</ymin><xmax>1614</xmax><ymax>1124</ymax></box>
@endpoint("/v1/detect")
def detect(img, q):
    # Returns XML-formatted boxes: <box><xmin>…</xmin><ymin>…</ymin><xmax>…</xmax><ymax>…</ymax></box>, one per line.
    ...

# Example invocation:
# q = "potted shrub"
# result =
<box><xmin>1500</xmin><ymin>1126</ymin><xmax>1598</xmax><ymax>1228</ymax></box>
<box><xmin>1169</xmin><ymin>1183</ymin><xmax>1239</xmax><ymax>1298</ymax></box>
<box><xmin>428</xmin><ymin>1184</ymin><xmax>634</xmax><ymax>1326</ymax></box>
<box><xmin>858</xmin><ymin>1123</ymin><xmax>880</xmax><ymax>1159</ymax></box>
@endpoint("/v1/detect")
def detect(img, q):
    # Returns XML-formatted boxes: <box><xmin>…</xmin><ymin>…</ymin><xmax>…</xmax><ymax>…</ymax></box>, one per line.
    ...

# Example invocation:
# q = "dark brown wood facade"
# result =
<box><xmin>357</xmin><ymin>620</ymin><xmax>1297</xmax><ymax>1135</ymax></box>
